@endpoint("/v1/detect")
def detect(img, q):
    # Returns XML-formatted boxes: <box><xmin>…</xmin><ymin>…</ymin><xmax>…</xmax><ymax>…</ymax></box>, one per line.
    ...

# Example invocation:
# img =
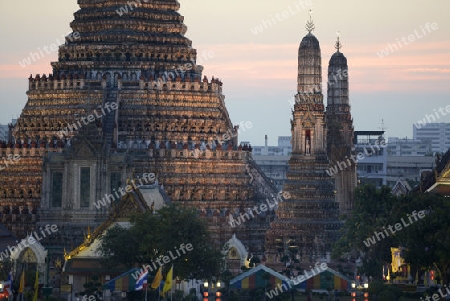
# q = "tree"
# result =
<box><xmin>378</xmin><ymin>290</ymin><xmax>396</xmax><ymax>301</ymax></box>
<box><xmin>332</xmin><ymin>184</ymin><xmax>396</xmax><ymax>279</ymax></box>
<box><xmin>392</xmin><ymin>192</ymin><xmax>450</xmax><ymax>284</ymax></box>
<box><xmin>98</xmin><ymin>204</ymin><xmax>224</xmax><ymax>280</ymax></box>
<box><xmin>249</xmin><ymin>257</ymin><xmax>261</xmax><ymax>268</ymax></box>
<box><xmin>334</xmin><ymin>183</ymin><xmax>450</xmax><ymax>284</ymax></box>
<box><xmin>81</xmin><ymin>275</ymin><xmax>102</xmax><ymax>301</ymax></box>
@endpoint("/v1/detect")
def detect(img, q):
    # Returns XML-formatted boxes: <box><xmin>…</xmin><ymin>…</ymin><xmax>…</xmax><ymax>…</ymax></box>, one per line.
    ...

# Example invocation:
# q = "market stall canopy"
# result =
<box><xmin>230</xmin><ymin>265</ymin><xmax>290</xmax><ymax>290</ymax></box>
<box><xmin>103</xmin><ymin>268</ymin><xmax>141</xmax><ymax>292</ymax></box>
<box><xmin>294</xmin><ymin>267</ymin><xmax>351</xmax><ymax>290</ymax></box>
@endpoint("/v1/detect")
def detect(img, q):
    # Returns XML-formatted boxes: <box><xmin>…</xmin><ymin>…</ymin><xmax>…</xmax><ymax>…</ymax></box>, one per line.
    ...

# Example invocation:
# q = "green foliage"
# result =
<box><xmin>0</xmin><ymin>259</ymin><xmax>12</xmax><ymax>281</ymax></box>
<box><xmin>220</xmin><ymin>269</ymin><xmax>233</xmax><ymax>288</ymax></box>
<box><xmin>332</xmin><ymin>184</ymin><xmax>396</xmax><ymax>279</ymax></box>
<box><xmin>184</xmin><ymin>288</ymin><xmax>198</xmax><ymax>301</ymax></box>
<box><xmin>378</xmin><ymin>290</ymin><xmax>397</xmax><ymax>301</ymax></box>
<box><xmin>81</xmin><ymin>275</ymin><xmax>102</xmax><ymax>301</ymax></box>
<box><xmin>403</xmin><ymin>291</ymin><xmax>424</xmax><ymax>299</ymax></box>
<box><xmin>173</xmin><ymin>289</ymin><xmax>184</xmax><ymax>301</ymax></box>
<box><xmin>46</xmin><ymin>296</ymin><xmax>66</xmax><ymax>301</ymax></box>
<box><xmin>392</xmin><ymin>193</ymin><xmax>450</xmax><ymax>284</ymax></box>
<box><xmin>98</xmin><ymin>204</ymin><xmax>224</xmax><ymax>279</ymax></box>
<box><xmin>368</xmin><ymin>280</ymin><xmax>385</xmax><ymax>296</ymax></box>
<box><xmin>249</xmin><ymin>256</ymin><xmax>261</xmax><ymax>268</ymax></box>
<box><xmin>241</xmin><ymin>265</ymin><xmax>249</xmax><ymax>272</ymax></box>
<box><xmin>280</xmin><ymin>255</ymin><xmax>290</xmax><ymax>263</ymax></box>
<box><xmin>385</xmin><ymin>284</ymin><xmax>403</xmax><ymax>299</ymax></box>
<box><xmin>333</xmin><ymin>183</ymin><xmax>450</xmax><ymax>283</ymax></box>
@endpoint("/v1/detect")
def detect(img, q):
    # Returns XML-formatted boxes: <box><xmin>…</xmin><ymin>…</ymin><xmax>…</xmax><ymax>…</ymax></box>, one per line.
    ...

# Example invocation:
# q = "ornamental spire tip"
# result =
<box><xmin>335</xmin><ymin>31</ymin><xmax>342</xmax><ymax>52</ymax></box>
<box><xmin>305</xmin><ymin>9</ymin><xmax>315</xmax><ymax>33</ymax></box>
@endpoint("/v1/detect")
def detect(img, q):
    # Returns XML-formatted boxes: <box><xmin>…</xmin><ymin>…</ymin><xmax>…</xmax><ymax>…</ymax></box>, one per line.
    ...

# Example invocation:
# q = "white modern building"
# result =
<box><xmin>0</xmin><ymin>124</ymin><xmax>9</xmax><ymax>141</ymax></box>
<box><xmin>249</xmin><ymin>133</ymin><xmax>435</xmax><ymax>190</ymax></box>
<box><xmin>247</xmin><ymin>136</ymin><xmax>292</xmax><ymax>191</ymax></box>
<box><xmin>251</xmin><ymin>135</ymin><xmax>292</xmax><ymax>156</ymax></box>
<box><xmin>354</xmin><ymin>131</ymin><xmax>388</xmax><ymax>186</ymax></box>
<box><xmin>386</xmin><ymin>156</ymin><xmax>434</xmax><ymax>187</ymax></box>
<box><xmin>413</xmin><ymin>123</ymin><xmax>450</xmax><ymax>154</ymax></box>
<box><xmin>387</xmin><ymin>137</ymin><xmax>432</xmax><ymax>156</ymax></box>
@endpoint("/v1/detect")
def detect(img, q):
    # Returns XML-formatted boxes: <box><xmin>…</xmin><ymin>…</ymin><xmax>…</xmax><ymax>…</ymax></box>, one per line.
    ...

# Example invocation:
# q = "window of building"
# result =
<box><xmin>80</xmin><ymin>167</ymin><xmax>90</xmax><ymax>208</ymax></box>
<box><xmin>51</xmin><ymin>172</ymin><xmax>63</xmax><ymax>208</ymax></box>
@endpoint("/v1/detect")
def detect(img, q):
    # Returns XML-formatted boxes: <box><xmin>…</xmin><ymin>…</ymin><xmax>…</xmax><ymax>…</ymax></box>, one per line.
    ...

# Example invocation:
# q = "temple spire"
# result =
<box><xmin>305</xmin><ymin>9</ymin><xmax>315</xmax><ymax>33</ymax></box>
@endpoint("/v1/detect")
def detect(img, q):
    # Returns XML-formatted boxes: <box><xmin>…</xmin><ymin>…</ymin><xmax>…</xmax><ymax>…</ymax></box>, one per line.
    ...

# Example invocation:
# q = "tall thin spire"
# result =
<box><xmin>305</xmin><ymin>9</ymin><xmax>315</xmax><ymax>33</ymax></box>
<box><xmin>297</xmin><ymin>8</ymin><xmax>321</xmax><ymax>95</ymax></box>
<box><xmin>335</xmin><ymin>31</ymin><xmax>342</xmax><ymax>52</ymax></box>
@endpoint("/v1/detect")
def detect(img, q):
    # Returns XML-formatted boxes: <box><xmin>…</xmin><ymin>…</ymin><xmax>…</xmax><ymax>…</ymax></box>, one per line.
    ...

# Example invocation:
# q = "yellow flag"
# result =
<box><xmin>151</xmin><ymin>267</ymin><xmax>163</xmax><ymax>289</ymax></box>
<box><xmin>32</xmin><ymin>270</ymin><xmax>39</xmax><ymax>301</ymax></box>
<box><xmin>18</xmin><ymin>271</ymin><xmax>25</xmax><ymax>293</ymax></box>
<box><xmin>162</xmin><ymin>266</ymin><xmax>173</xmax><ymax>296</ymax></box>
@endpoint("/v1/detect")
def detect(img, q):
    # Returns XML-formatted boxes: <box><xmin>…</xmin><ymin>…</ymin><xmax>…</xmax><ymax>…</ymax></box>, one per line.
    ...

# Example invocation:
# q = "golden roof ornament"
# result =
<box><xmin>335</xmin><ymin>31</ymin><xmax>342</xmax><ymax>52</ymax></box>
<box><xmin>305</xmin><ymin>9</ymin><xmax>315</xmax><ymax>33</ymax></box>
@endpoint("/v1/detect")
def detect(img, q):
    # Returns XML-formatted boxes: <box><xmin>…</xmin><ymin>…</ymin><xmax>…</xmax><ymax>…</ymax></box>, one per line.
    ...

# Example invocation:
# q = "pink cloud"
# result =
<box><xmin>196</xmin><ymin>41</ymin><xmax>450</xmax><ymax>92</ymax></box>
<box><xmin>2</xmin><ymin>41</ymin><xmax>448</xmax><ymax>94</ymax></box>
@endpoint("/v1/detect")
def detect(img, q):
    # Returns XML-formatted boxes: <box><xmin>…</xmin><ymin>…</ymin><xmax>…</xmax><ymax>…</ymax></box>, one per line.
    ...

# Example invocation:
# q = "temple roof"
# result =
<box><xmin>53</xmin><ymin>0</ymin><xmax>200</xmax><ymax>75</ymax></box>
<box><xmin>71</xmin><ymin>0</ymin><xmax>189</xmax><ymax>46</ymax></box>
<box><xmin>420</xmin><ymin>149</ymin><xmax>450</xmax><ymax>194</ymax></box>
<box><xmin>64</xmin><ymin>183</ymin><xmax>169</xmax><ymax>266</ymax></box>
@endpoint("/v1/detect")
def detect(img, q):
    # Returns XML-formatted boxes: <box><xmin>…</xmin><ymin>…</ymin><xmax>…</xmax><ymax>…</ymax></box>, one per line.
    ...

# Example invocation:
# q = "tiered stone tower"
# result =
<box><xmin>3</xmin><ymin>0</ymin><xmax>278</xmax><ymax>262</ymax></box>
<box><xmin>265</xmin><ymin>16</ymin><xmax>341</xmax><ymax>268</ymax></box>
<box><xmin>326</xmin><ymin>36</ymin><xmax>356</xmax><ymax>215</ymax></box>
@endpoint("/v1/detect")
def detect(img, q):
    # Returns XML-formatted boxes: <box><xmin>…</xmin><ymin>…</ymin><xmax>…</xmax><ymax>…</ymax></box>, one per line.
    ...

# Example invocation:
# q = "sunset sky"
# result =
<box><xmin>0</xmin><ymin>0</ymin><xmax>449</xmax><ymax>145</ymax></box>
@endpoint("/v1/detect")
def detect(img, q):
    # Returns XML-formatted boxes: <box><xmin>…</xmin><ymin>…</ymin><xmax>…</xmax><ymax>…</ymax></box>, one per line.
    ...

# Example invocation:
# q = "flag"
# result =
<box><xmin>162</xmin><ymin>266</ymin><xmax>173</xmax><ymax>296</ymax></box>
<box><xmin>4</xmin><ymin>272</ymin><xmax>13</xmax><ymax>296</ymax></box>
<box><xmin>159</xmin><ymin>281</ymin><xmax>165</xmax><ymax>296</ymax></box>
<box><xmin>18</xmin><ymin>271</ymin><xmax>25</xmax><ymax>293</ymax></box>
<box><xmin>32</xmin><ymin>270</ymin><xmax>39</xmax><ymax>301</ymax></box>
<box><xmin>150</xmin><ymin>267</ymin><xmax>163</xmax><ymax>289</ymax></box>
<box><xmin>135</xmin><ymin>269</ymin><xmax>148</xmax><ymax>291</ymax></box>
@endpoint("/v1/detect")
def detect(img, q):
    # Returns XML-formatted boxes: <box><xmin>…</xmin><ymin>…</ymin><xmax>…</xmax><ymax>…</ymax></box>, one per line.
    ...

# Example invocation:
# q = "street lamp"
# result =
<box><xmin>351</xmin><ymin>282</ymin><xmax>356</xmax><ymax>301</ymax></box>
<box><xmin>363</xmin><ymin>283</ymin><xmax>369</xmax><ymax>301</ymax></box>
<box><xmin>203</xmin><ymin>281</ymin><xmax>209</xmax><ymax>301</ymax></box>
<box><xmin>351</xmin><ymin>282</ymin><xmax>369</xmax><ymax>301</ymax></box>
<box><xmin>204</xmin><ymin>280</ymin><xmax>222</xmax><ymax>301</ymax></box>
<box><xmin>215</xmin><ymin>281</ymin><xmax>222</xmax><ymax>301</ymax></box>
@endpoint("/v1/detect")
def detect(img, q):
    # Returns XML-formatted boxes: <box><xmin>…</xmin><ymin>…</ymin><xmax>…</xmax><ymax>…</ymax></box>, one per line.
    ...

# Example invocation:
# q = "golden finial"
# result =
<box><xmin>55</xmin><ymin>258</ymin><xmax>62</xmax><ymax>269</ymax></box>
<box><xmin>335</xmin><ymin>31</ymin><xmax>342</xmax><ymax>52</ymax></box>
<box><xmin>305</xmin><ymin>9</ymin><xmax>315</xmax><ymax>33</ymax></box>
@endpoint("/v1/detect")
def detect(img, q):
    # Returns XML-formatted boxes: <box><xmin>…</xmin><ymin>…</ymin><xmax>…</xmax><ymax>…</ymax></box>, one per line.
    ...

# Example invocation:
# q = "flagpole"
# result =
<box><xmin>145</xmin><ymin>282</ymin><xmax>148</xmax><ymax>301</ymax></box>
<box><xmin>171</xmin><ymin>264</ymin><xmax>173</xmax><ymax>301</ymax></box>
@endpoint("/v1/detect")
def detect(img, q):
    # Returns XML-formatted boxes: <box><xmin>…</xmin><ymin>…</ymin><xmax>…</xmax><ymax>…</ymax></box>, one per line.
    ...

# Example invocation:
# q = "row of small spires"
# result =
<box><xmin>28</xmin><ymin>74</ymin><xmax>223</xmax><ymax>85</ymax></box>
<box><xmin>1</xmin><ymin>207</ymin><xmax>39</xmax><ymax>215</ymax></box>
<box><xmin>0</xmin><ymin>140</ymin><xmax>253</xmax><ymax>151</ymax></box>
<box><xmin>0</xmin><ymin>140</ymin><xmax>64</xmax><ymax>149</ymax></box>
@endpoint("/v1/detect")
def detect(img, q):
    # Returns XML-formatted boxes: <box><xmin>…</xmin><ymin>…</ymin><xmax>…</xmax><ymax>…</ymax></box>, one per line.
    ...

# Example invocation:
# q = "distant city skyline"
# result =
<box><xmin>0</xmin><ymin>0</ymin><xmax>449</xmax><ymax>145</ymax></box>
